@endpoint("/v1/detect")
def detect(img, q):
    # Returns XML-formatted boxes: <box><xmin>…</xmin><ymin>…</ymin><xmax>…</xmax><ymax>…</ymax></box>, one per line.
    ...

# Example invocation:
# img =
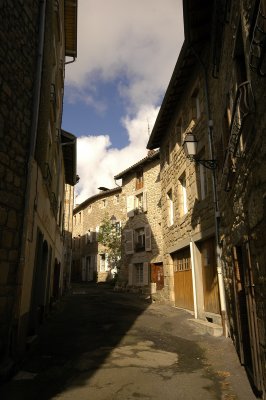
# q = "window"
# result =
<box><xmin>102</xmin><ymin>199</ymin><xmax>106</xmax><ymax>208</ymax></box>
<box><xmin>87</xmin><ymin>204</ymin><xmax>92</xmax><ymax>213</ymax></box>
<box><xmin>135</xmin><ymin>228</ymin><xmax>145</xmax><ymax>251</ymax></box>
<box><xmin>136</xmin><ymin>192</ymin><xmax>143</xmax><ymax>212</ymax></box>
<box><xmin>191</xmin><ymin>88</ymin><xmax>201</xmax><ymax>120</ymax></box>
<box><xmin>136</xmin><ymin>169</ymin><xmax>144</xmax><ymax>190</ymax></box>
<box><xmin>124</xmin><ymin>225</ymin><xmax>151</xmax><ymax>254</ymax></box>
<box><xmin>167</xmin><ymin>189</ymin><xmax>174</xmax><ymax>226</ymax></box>
<box><xmin>100</xmin><ymin>253</ymin><xmax>108</xmax><ymax>272</ymax></box>
<box><xmin>128</xmin><ymin>262</ymin><xmax>149</xmax><ymax>286</ymax></box>
<box><xmin>165</xmin><ymin>142</ymin><xmax>170</xmax><ymax>165</ymax></box>
<box><xmin>135</xmin><ymin>263</ymin><xmax>144</xmax><ymax>284</ymax></box>
<box><xmin>85</xmin><ymin>230</ymin><xmax>91</xmax><ymax>244</ymax></box>
<box><xmin>114</xmin><ymin>194</ymin><xmax>120</xmax><ymax>204</ymax></box>
<box><xmin>179</xmin><ymin>175</ymin><xmax>188</xmax><ymax>216</ymax></box>
<box><xmin>176</xmin><ymin>117</ymin><xmax>184</xmax><ymax>146</ymax></box>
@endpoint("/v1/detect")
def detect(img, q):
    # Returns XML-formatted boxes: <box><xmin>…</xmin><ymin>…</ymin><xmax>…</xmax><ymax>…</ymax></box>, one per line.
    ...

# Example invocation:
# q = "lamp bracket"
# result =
<box><xmin>187</xmin><ymin>156</ymin><xmax>217</xmax><ymax>170</ymax></box>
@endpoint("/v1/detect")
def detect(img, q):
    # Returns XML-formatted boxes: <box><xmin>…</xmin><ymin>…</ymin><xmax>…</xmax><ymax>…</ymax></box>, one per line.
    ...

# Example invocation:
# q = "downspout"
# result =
<box><xmin>15</xmin><ymin>0</ymin><xmax>47</xmax><ymax>320</ymax></box>
<box><xmin>190</xmin><ymin>238</ymin><xmax>198</xmax><ymax>319</ymax></box>
<box><xmin>191</xmin><ymin>46</ymin><xmax>228</xmax><ymax>336</ymax></box>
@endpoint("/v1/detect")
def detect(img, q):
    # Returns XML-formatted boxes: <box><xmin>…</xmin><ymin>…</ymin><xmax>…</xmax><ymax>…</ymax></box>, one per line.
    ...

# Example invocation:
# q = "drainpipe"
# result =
<box><xmin>190</xmin><ymin>239</ymin><xmax>198</xmax><ymax>319</ymax></box>
<box><xmin>191</xmin><ymin>46</ymin><xmax>228</xmax><ymax>336</ymax></box>
<box><xmin>15</xmin><ymin>0</ymin><xmax>47</xmax><ymax>324</ymax></box>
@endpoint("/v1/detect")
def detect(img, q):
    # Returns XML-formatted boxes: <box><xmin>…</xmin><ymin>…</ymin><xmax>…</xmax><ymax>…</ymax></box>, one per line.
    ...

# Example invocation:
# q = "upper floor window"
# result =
<box><xmin>124</xmin><ymin>225</ymin><xmax>151</xmax><ymax>254</ymax></box>
<box><xmin>102</xmin><ymin>199</ymin><xmax>107</xmax><ymax>208</ymax></box>
<box><xmin>167</xmin><ymin>189</ymin><xmax>174</xmax><ymax>226</ymax></box>
<box><xmin>178</xmin><ymin>175</ymin><xmax>188</xmax><ymax>216</ymax></box>
<box><xmin>191</xmin><ymin>88</ymin><xmax>201</xmax><ymax>121</ymax></box>
<box><xmin>136</xmin><ymin>169</ymin><xmax>144</xmax><ymax>190</ymax></box>
<box><xmin>114</xmin><ymin>194</ymin><xmax>120</xmax><ymax>204</ymax></box>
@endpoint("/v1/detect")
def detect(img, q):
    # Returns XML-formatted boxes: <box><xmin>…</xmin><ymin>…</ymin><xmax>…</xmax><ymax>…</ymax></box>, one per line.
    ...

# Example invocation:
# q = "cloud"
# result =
<box><xmin>65</xmin><ymin>1</ymin><xmax>184</xmax><ymax>205</ymax></box>
<box><xmin>65</xmin><ymin>0</ymin><xmax>184</xmax><ymax>112</ymax></box>
<box><xmin>75</xmin><ymin>105</ymin><xmax>159</xmax><ymax>204</ymax></box>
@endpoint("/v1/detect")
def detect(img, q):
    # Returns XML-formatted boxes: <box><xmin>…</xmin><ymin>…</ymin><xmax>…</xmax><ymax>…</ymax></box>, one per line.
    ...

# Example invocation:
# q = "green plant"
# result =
<box><xmin>97</xmin><ymin>214</ymin><xmax>122</xmax><ymax>272</ymax></box>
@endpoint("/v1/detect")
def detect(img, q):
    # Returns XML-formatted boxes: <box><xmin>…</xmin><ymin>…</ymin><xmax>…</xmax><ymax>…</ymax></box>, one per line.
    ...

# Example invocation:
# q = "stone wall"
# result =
<box><xmin>118</xmin><ymin>154</ymin><xmax>163</xmax><ymax>291</ymax></box>
<box><xmin>0</xmin><ymin>0</ymin><xmax>39</xmax><ymax>366</ymax></box>
<box><xmin>73</xmin><ymin>188</ymin><xmax>125</xmax><ymax>282</ymax></box>
<box><xmin>211</xmin><ymin>1</ymin><xmax>266</xmax><ymax>394</ymax></box>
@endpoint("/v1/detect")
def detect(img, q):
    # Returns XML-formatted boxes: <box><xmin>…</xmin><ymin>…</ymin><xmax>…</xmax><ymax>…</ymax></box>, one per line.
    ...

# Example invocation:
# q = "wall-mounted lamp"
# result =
<box><xmin>110</xmin><ymin>215</ymin><xmax>117</xmax><ymax>225</ymax></box>
<box><xmin>183</xmin><ymin>133</ymin><xmax>217</xmax><ymax>170</ymax></box>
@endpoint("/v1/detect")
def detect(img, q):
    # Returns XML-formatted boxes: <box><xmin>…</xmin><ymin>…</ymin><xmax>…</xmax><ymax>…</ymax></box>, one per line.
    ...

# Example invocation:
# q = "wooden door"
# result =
<box><xmin>200</xmin><ymin>238</ymin><xmax>220</xmax><ymax>314</ymax></box>
<box><xmin>173</xmin><ymin>248</ymin><xmax>194</xmax><ymax>311</ymax></box>
<box><xmin>232</xmin><ymin>244</ymin><xmax>263</xmax><ymax>393</ymax></box>
<box><xmin>151</xmin><ymin>263</ymin><xmax>164</xmax><ymax>290</ymax></box>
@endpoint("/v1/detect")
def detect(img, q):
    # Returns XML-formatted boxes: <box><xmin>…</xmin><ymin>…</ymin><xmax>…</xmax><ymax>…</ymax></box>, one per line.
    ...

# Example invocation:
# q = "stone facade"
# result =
<box><xmin>0</xmin><ymin>0</ymin><xmax>77</xmax><ymax>376</ymax></box>
<box><xmin>72</xmin><ymin>188</ymin><xmax>125</xmax><ymax>282</ymax></box>
<box><xmin>211</xmin><ymin>1</ymin><xmax>266</xmax><ymax>396</ymax></box>
<box><xmin>147</xmin><ymin>0</ymin><xmax>266</xmax><ymax>396</ymax></box>
<box><xmin>114</xmin><ymin>151</ymin><xmax>164</xmax><ymax>295</ymax></box>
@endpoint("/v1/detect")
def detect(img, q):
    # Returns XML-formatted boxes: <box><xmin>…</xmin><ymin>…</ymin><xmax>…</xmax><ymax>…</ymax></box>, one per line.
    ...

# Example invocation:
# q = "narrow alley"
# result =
<box><xmin>0</xmin><ymin>284</ymin><xmax>256</xmax><ymax>400</ymax></box>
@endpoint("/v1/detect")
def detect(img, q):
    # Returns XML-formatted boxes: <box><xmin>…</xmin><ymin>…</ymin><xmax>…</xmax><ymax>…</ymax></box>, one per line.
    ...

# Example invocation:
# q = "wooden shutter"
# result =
<box><xmin>128</xmin><ymin>264</ymin><xmax>133</xmax><ymax>285</ymax></box>
<box><xmin>127</xmin><ymin>195</ymin><xmax>135</xmax><ymax>217</ymax></box>
<box><xmin>143</xmin><ymin>191</ymin><xmax>148</xmax><ymax>212</ymax></box>
<box><xmin>124</xmin><ymin>229</ymin><xmax>134</xmax><ymax>254</ymax></box>
<box><xmin>143</xmin><ymin>262</ymin><xmax>149</xmax><ymax>285</ymax></box>
<box><xmin>145</xmin><ymin>225</ymin><xmax>152</xmax><ymax>251</ymax></box>
<box><xmin>105</xmin><ymin>253</ymin><xmax>109</xmax><ymax>271</ymax></box>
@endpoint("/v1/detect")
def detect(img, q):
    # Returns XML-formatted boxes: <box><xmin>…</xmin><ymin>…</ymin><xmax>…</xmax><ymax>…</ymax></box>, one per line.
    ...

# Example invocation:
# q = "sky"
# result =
<box><xmin>62</xmin><ymin>0</ymin><xmax>184</xmax><ymax>204</ymax></box>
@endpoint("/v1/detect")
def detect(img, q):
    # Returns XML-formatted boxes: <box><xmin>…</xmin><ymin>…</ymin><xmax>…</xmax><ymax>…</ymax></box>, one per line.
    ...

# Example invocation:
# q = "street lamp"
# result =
<box><xmin>183</xmin><ymin>133</ymin><xmax>217</xmax><ymax>170</ymax></box>
<box><xmin>110</xmin><ymin>215</ymin><xmax>117</xmax><ymax>226</ymax></box>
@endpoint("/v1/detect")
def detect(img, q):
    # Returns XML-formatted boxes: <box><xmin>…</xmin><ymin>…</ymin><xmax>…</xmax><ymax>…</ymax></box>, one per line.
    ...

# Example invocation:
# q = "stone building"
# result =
<box><xmin>0</xmin><ymin>0</ymin><xmax>78</xmax><ymax>376</ymax></box>
<box><xmin>147</xmin><ymin>1</ymin><xmax>225</xmax><ymax>336</ymax></box>
<box><xmin>147</xmin><ymin>0</ymin><xmax>266</xmax><ymax>396</ymax></box>
<box><xmin>72</xmin><ymin>187</ymin><xmax>125</xmax><ymax>283</ymax></box>
<box><xmin>114</xmin><ymin>151</ymin><xmax>164</xmax><ymax>294</ymax></box>
<box><xmin>211</xmin><ymin>0</ymin><xmax>266</xmax><ymax>396</ymax></box>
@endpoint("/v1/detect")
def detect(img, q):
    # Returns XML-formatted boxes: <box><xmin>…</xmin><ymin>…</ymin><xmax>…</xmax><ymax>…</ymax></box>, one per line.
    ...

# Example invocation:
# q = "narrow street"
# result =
<box><xmin>0</xmin><ymin>284</ymin><xmax>256</xmax><ymax>400</ymax></box>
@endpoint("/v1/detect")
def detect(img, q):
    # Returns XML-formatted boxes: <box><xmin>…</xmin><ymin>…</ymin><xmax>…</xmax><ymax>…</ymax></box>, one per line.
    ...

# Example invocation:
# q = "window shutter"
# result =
<box><xmin>128</xmin><ymin>264</ymin><xmax>133</xmax><ymax>285</ymax></box>
<box><xmin>124</xmin><ymin>229</ymin><xmax>134</xmax><ymax>254</ymax></box>
<box><xmin>143</xmin><ymin>262</ymin><xmax>149</xmax><ymax>285</ymax></box>
<box><xmin>127</xmin><ymin>195</ymin><xmax>135</xmax><ymax>217</ymax></box>
<box><xmin>143</xmin><ymin>191</ymin><xmax>148</xmax><ymax>212</ymax></box>
<box><xmin>145</xmin><ymin>225</ymin><xmax>152</xmax><ymax>251</ymax></box>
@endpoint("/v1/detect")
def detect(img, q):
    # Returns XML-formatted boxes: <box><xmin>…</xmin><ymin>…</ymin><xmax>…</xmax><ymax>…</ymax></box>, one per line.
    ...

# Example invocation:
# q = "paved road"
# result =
<box><xmin>0</xmin><ymin>283</ymin><xmax>257</xmax><ymax>400</ymax></box>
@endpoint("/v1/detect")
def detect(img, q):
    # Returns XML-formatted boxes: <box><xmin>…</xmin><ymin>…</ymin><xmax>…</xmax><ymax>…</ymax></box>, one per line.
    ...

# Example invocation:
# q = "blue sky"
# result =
<box><xmin>62</xmin><ymin>0</ymin><xmax>184</xmax><ymax>203</ymax></box>
<box><xmin>63</xmin><ymin>78</ymin><xmax>130</xmax><ymax>149</ymax></box>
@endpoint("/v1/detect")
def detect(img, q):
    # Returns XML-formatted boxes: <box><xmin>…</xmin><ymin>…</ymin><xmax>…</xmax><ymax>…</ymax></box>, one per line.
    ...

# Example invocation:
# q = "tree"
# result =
<box><xmin>97</xmin><ymin>214</ymin><xmax>122</xmax><ymax>275</ymax></box>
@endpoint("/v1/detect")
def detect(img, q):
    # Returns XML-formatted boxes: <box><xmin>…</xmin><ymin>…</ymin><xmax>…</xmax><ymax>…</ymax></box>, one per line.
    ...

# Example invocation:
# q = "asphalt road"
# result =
<box><xmin>0</xmin><ymin>283</ymin><xmax>257</xmax><ymax>400</ymax></box>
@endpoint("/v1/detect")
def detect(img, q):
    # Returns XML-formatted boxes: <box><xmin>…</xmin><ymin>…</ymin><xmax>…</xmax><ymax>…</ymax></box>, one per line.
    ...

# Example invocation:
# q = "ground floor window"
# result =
<box><xmin>135</xmin><ymin>263</ymin><xmax>144</xmax><ymax>284</ymax></box>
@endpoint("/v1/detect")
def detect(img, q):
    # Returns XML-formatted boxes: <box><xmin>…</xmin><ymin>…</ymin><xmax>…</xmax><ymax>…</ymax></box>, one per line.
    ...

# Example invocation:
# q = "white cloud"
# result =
<box><xmin>66</xmin><ymin>0</ymin><xmax>184</xmax><ymax>112</ymax></box>
<box><xmin>75</xmin><ymin>105</ymin><xmax>159</xmax><ymax>204</ymax></box>
<box><xmin>65</xmin><ymin>1</ymin><xmax>184</xmax><ymax>204</ymax></box>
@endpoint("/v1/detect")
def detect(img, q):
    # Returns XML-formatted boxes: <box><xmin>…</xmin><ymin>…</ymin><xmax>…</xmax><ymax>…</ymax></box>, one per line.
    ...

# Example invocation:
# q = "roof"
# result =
<box><xmin>114</xmin><ymin>150</ymin><xmax>160</xmax><ymax>180</ymax></box>
<box><xmin>147</xmin><ymin>0</ymin><xmax>214</xmax><ymax>149</ymax></box>
<box><xmin>74</xmin><ymin>187</ymin><xmax>122</xmax><ymax>213</ymax></box>
<box><xmin>64</xmin><ymin>0</ymin><xmax>78</xmax><ymax>58</ymax></box>
<box><xmin>61</xmin><ymin>130</ymin><xmax>77</xmax><ymax>186</ymax></box>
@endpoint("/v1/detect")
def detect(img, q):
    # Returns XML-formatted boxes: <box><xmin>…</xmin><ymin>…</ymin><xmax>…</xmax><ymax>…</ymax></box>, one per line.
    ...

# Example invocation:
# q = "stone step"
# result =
<box><xmin>189</xmin><ymin>318</ymin><xmax>223</xmax><ymax>337</ymax></box>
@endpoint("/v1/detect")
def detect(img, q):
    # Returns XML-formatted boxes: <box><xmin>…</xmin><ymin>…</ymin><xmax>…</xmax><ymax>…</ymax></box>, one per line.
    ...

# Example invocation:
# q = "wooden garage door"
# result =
<box><xmin>173</xmin><ymin>247</ymin><xmax>194</xmax><ymax>311</ymax></box>
<box><xmin>200</xmin><ymin>238</ymin><xmax>220</xmax><ymax>314</ymax></box>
